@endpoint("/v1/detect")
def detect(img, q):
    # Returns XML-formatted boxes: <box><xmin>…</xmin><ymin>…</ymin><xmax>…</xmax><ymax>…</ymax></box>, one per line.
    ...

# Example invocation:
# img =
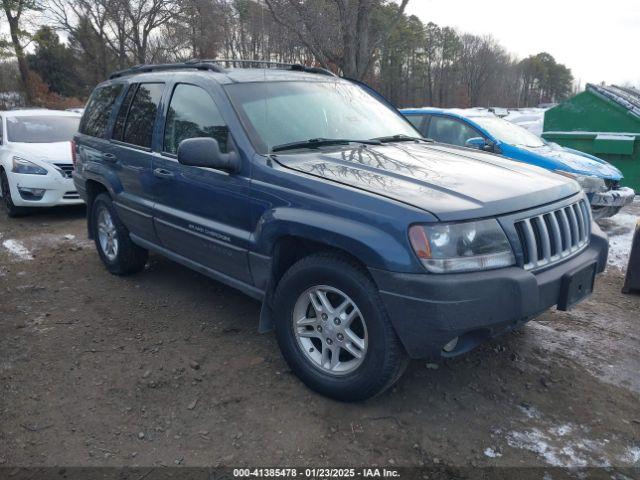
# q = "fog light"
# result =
<box><xmin>443</xmin><ymin>337</ymin><xmax>459</xmax><ymax>353</ymax></box>
<box><xmin>18</xmin><ymin>187</ymin><xmax>46</xmax><ymax>200</ymax></box>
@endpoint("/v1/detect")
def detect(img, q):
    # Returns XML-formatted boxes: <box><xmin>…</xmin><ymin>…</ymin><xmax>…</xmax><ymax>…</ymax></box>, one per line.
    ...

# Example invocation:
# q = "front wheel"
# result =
<box><xmin>1</xmin><ymin>170</ymin><xmax>28</xmax><ymax>217</ymax></box>
<box><xmin>273</xmin><ymin>253</ymin><xmax>408</xmax><ymax>401</ymax></box>
<box><xmin>91</xmin><ymin>193</ymin><xmax>148</xmax><ymax>275</ymax></box>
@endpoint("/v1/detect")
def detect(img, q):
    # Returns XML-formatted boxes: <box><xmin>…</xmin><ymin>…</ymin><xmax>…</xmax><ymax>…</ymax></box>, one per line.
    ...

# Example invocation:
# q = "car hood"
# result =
<box><xmin>275</xmin><ymin>143</ymin><xmax>579</xmax><ymax>221</ymax></box>
<box><xmin>10</xmin><ymin>141</ymin><xmax>73</xmax><ymax>164</ymax></box>
<box><xmin>519</xmin><ymin>143</ymin><xmax>622</xmax><ymax>180</ymax></box>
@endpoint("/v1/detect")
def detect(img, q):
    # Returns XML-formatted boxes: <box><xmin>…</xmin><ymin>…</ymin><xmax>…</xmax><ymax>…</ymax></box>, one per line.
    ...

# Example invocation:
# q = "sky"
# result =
<box><xmin>406</xmin><ymin>0</ymin><xmax>639</xmax><ymax>87</ymax></box>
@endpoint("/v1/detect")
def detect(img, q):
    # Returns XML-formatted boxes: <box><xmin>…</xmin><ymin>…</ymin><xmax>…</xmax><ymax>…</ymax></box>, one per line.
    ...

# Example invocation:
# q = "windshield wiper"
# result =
<box><xmin>373</xmin><ymin>134</ymin><xmax>433</xmax><ymax>143</ymax></box>
<box><xmin>271</xmin><ymin>138</ymin><xmax>381</xmax><ymax>153</ymax></box>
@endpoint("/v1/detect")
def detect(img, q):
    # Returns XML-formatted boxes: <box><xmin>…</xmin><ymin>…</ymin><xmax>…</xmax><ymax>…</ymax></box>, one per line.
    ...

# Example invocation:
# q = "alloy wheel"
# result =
<box><xmin>97</xmin><ymin>206</ymin><xmax>119</xmax><ymax>261</ymax></box>
<box><xmin>292</xmin><ymin>285</ymin><xmax>368</xmax><ymax>376</ymax></box>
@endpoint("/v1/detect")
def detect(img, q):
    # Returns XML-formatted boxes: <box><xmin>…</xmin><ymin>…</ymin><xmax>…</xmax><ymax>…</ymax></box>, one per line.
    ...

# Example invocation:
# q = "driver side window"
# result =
<box><xmin>427</xmin><ymin>116</ymin><xmax>480</xmax><ymax>147</ymax></box>
<box><xmin>163</xmin><ymin>84</ymin><xmax>230</xmax><ymax>155</ymax></box>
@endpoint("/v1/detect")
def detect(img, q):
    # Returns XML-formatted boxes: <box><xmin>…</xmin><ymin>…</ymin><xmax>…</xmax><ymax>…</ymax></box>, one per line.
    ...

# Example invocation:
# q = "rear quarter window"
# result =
<box><xmin>120</xmin><ymin>83</ymin><xmax>164</xmax><ymax>149</ymax></box>
<box><xmin>79</xmin><ymin>84</ymin><xmax>124</xmax><ymax>138</ymax></box>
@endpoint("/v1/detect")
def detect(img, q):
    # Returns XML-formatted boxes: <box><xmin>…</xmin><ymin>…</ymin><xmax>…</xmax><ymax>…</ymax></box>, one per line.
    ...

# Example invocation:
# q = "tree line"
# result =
<box><xmin>0</xmin><ymin>0</ymin><xmax>576</xmax><ymax>109</ymax></box>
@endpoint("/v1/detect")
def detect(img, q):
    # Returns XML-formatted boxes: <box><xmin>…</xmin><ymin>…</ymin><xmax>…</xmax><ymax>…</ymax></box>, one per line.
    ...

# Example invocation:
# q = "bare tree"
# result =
<box><xmin>48</xmin><ymin>0</ymin><xmax>120</xmax><ymax>84</ymax></box>
<box><xmin>117</xmin><ymin>0</ymin><xmax>175</xmax><ymax>64</ymax></box>
<box><xmin>2</xmin><ymin>0</ymin><xmax>41</xmax><ymax>102</ymax></box>
<box><xmin>4</xmin><ymin>0</ymin><xmax>574</xmax><ymax>108</ymax></box>
<box><xmin>264</xmin><ymin>0</ymin><xmax>409</xmax><ymax>79</ymax></box>
<box><xmin>459</xmin><ymin>34</ymin><xmax>507</xmax><ymax>106</ymax></box>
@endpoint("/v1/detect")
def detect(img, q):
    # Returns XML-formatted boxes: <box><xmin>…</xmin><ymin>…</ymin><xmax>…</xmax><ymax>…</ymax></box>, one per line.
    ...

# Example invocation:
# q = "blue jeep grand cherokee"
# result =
<box><xmin>73</xmin><ymin>61</ymin><xmax>609</xmax><ymax>401</ymax></box>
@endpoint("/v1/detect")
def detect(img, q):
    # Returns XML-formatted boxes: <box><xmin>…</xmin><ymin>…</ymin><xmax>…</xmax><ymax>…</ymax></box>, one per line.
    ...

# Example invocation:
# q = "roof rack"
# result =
<box><xmin>108</xmin><ymin>58</ymin><xmax>336</xmax><ymax>79</ymax></box>
<box><xmin>109</xmin><ymin>60</ymin><xmax>225</xmax><ymax>79</ymax></box>
<box><xmin>203</xmin><ymin>59</ymin><xmax>337</xmax><ymax>77</ymax></box>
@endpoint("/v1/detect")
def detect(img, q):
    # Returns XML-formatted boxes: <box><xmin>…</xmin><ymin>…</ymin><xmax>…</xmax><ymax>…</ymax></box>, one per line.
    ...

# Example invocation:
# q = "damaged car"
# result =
<box><xmin>74</xmin><ymin>62</ymin><xmax>609</xmax><ymax>401</ymax></box>
<box><xmin>402</xmin><ymin>108</ymin><xmax>635</xmax><ymax>218</ymax></box>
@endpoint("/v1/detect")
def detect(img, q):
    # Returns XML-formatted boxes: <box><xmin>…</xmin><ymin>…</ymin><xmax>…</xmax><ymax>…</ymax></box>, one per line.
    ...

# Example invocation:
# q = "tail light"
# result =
<box><xmin>71</xmin><ymin>140</ymin><xmax>78</xmax><ymax>167</ymax></box>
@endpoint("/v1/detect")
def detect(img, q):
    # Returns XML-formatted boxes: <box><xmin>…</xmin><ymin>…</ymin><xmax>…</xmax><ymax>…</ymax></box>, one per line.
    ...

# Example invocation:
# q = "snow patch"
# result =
<box><xmin>549</xmin><ymin>424</ymin><xmax>572</xmax><ymax>437</ymax></box>
<box><xmin>624</xmin><ymin>446</ymin><xmax>640</xmax><ymax>464</ymax></box>
<box><xmin>484</xmin><ymin>447</ymin><xmax>502</xmax><ymax>458</ymax></box>
<box><xmin>504</xmin><ymin>108</ymin><xmax>547</xmax><ymax>137</ymax></box>
<box><xmin>508</xmin><ymin>407</ymin><xmax>616</xmax><ymax>467</ymax></box>
<box><xmin>2</xmin><ymin>239</ymin><xmax>33</xmax><ymax>260</ymax></box>
<box><xmin>597</xmin><ymin>211</ymin><xmax>638</xmax><ymax>270</ymax></box>
<box><xmin>506</xmin><ymin>428</ymin><xmax>608</xmax><ymax>467</ymax></box>
<box><xmin>596</xmin><ymin>133</ymin><xmax>635</xmax><ymax>141</ymax></box>
<box><xmin>517</xmin><ymin>403</ymin><xmax>542</xmax><ymax>419</ymax></box>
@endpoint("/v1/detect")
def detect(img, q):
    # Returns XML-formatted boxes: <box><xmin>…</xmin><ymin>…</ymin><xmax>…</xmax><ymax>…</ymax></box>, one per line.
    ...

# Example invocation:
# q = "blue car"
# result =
<box><xmin>401</xmin><ymin>108</ymin><xmax>635</xmax><ymax>218</ymax></box>
<box><xmin>72</xmin><ymin>61</ymin><xmax>609</xmax><ymax>400</ymax></box>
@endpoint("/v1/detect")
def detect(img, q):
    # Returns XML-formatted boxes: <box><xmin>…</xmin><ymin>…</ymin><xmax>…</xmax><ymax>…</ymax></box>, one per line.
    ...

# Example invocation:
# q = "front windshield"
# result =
<box><xmin>225</xmin><ymin>81</ymin><xmax>418</xmax><ymax>153</ymax></box>
<box><xmin>7</xmin><ymin>116</ymin><xmax>80</xmax><ymax>143</ymax></box>
<box><xmin>472</xmin><ymin>116</ymin><xmax>545</xmax><ymax>148</ymax></box>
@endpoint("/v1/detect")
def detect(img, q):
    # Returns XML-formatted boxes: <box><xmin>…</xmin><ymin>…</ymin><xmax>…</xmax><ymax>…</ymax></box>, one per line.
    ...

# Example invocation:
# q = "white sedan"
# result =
<box><xmin>0</xmin><ymin>109</ymin><xmax>82</xmax><ymax>217</ymax></box>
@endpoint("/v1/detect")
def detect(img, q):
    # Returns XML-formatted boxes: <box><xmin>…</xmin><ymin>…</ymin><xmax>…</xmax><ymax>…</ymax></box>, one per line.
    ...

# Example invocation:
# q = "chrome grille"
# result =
<box><xmin>515</xmin><ymin>200</ymin><xmax>591</xmax><ymax>270</ymax></box>
<box><xmin>54</xmin><ymin>163</ymin><xmax>74</xmax><ymax>178</ymax></box>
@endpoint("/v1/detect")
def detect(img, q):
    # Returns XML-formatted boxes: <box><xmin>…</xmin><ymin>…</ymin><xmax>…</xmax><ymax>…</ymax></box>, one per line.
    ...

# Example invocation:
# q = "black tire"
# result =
<box><xmin>90</xmin><ymin>192</ymin><xmax>148</xmax><ymax>275</ymax></box>
<box><xmin>1</xmin><ymin>170</ymin><xmax>29</xmax><ymax>218</ymax></box>
<box><xmin>273</xmin><ymin>252</ymin><xmax>408</xmax><ymax>401</ymax></box>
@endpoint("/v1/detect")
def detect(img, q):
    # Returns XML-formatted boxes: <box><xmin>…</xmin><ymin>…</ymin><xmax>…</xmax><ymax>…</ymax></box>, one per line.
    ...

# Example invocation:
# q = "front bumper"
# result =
<box><xmin>590</xmin><ymin>187</ymin><xmax>635</xmax><ymax>208</ymax></box>
<box><xmin>369</xmin><ymin>225</ymin><xmax>609</xmax><ymax>360</ymax></box>
<box><xmin>6</xmin><ymin>171</ymin><xmax>83</xmax><ymax>207</ymax></box>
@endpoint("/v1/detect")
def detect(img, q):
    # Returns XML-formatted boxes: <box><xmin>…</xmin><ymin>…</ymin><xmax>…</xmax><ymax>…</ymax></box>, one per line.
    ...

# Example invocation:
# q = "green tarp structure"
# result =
<box><xmin>542</xmin><ymin>84</ymin><xmax>640</xmax><ymax>191</ymax></box>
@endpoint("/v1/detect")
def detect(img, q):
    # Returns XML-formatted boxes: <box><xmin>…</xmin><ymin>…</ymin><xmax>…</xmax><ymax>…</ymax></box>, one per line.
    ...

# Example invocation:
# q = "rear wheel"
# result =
<box><xmin>273</xmin><ymin>253</ymin><xmax>408</xmax><ymax>401</ymax></box>
<box><xmin>91</xmin><ymin>193</ymin><xmax>148</xmax><ymax>275</ymax></box>
<box><xmin>1</xmin><ymin>170</ymin><xmax>28</xmax><ymax>217</ymax></box>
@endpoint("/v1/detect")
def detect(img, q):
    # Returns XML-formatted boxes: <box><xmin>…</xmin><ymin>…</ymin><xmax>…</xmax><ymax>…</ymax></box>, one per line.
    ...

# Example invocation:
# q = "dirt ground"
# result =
<box><xmin>1</xmin><ymin>200</ymin><xmax>639</xmax><ymax>477</ymax></box>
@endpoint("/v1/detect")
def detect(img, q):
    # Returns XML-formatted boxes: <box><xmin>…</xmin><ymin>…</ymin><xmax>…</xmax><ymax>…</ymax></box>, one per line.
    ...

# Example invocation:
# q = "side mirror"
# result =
<box><xmin>464</xmin><ymin>137</ymin><xmax>487</xmax><ymax>150</ymax></box>
<box><xmin>177</xmin><ymin>137</ymin><xmax>240</xmax><ymax>173</ymax></box>
<box><xmin>465</xmin><ymin>137</ymin><xmax>491</xmax><ymax>151</ymax></box>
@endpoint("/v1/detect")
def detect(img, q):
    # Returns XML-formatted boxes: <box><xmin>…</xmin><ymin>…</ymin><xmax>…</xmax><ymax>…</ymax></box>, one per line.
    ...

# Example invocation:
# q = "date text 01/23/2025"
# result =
<box><xmin>233</xmin><ymin>468</ymin><xmax>400</xmax><ymax>478</ymax></box>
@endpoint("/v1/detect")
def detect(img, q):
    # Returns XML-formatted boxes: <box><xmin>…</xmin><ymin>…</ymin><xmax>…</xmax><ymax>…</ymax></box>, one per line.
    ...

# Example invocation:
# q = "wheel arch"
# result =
<box><xmin>84</xmin><ymin>179</ymin><xmax>110</xmax><ymax>239</ymax></box>
<box><xmin>254</xmin><ymin>209</ymin><xmax>417</xmax><ymax>333</ymax></box>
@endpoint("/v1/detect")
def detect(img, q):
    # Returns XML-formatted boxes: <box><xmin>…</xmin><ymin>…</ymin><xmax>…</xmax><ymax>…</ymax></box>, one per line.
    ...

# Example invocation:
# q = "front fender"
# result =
<box><xmin>253</xmin><ymin>207</ymin><xmax>418</xmax><ymax>272</ymax></box>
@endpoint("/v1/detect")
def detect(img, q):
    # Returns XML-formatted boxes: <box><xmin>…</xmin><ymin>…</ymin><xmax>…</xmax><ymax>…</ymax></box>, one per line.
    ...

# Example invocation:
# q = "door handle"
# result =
<box><xmin>102</xmin><ymin>153</ymin><xmax>117</xmax><ymax>163</ymax></box>
<box><xmin>153</xmin><ymin>168</ymin><xmax>174</xmax><ymax>179</ymax></box>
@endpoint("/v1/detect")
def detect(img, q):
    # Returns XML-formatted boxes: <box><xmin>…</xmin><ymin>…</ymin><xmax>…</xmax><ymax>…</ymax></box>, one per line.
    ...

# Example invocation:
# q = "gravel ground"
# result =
<box><xmin>0</xmin><ymin>200</ymin><xmax>639</xmax><ymax>477</ymax></box>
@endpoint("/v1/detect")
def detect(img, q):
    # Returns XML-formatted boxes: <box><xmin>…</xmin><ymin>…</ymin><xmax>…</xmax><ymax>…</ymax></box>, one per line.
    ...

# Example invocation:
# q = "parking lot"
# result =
<box><xmin>1</xmin><ymin>201</ymin><xmax>639</xmax><ymax>473</ymax></box>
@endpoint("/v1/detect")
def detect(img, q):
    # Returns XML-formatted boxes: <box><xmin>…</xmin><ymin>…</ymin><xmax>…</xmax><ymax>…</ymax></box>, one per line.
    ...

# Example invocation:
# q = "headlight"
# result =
<box><xmin>409</xmin><ymin>219</ymin><xmax>515</xmax><ymax>273</ymax></box>
<box><xmin>12</xmin><ymin>156</ymin><xmax>48</xmax><ymax>175</ymax></box>
<box><xmin>555</xmin><ymin>170</ymin><xmax>606</xmax><ymax>194</ymax></box>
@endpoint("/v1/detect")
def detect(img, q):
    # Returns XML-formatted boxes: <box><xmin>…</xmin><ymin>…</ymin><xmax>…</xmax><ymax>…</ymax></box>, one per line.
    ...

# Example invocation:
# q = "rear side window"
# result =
<box><xmin>427</xmin><ymin>116</ymin><xmax>479</xmax><ymax>147</ymax></box>
<box><xmin>163</xmin><ymin>84</ymin><xmax>229</xmax><ymax>154</ymax></box>
<box><xmin>80</xmin><ymin>84</ymin><xmax>124</xmax><ymax>138</ymax></box>
<box><xmin>112</xmin><ymin>84</ymin><xmax>138</xmax><ymax>141</ymax></box>
<box><xmin>121</xmin><ymin>83</ymin><xmax>164</xmax><ymax>149</ymax></box>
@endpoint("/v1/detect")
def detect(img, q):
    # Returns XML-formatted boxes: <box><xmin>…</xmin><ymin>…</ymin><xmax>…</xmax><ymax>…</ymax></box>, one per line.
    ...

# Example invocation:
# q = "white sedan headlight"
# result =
<box><xmin>12</xmin><ymin>156</ymin><xmax>48</xmax><ymax>175</ymax></box>
<box><xmin>409</xmin><ymin>219</ymin><xmax>516</xmax><ymax>273</ymax></box>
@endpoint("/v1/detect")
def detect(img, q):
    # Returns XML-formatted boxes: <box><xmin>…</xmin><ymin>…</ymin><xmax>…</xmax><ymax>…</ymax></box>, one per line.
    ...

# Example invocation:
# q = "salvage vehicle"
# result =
<box><xmin>73</xmin><ymin>61</ymin><xmax>609</xmax><ymax>401</ymax></box>
<box><xmin>0</xmin><ymin>109</ymin><xmax>82</xmax><ymax>217</ymax></box>
<box><xmin>401</xmin><ymin>108</ymin><xmax>635</xmax><ymax>218</ymax></box>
